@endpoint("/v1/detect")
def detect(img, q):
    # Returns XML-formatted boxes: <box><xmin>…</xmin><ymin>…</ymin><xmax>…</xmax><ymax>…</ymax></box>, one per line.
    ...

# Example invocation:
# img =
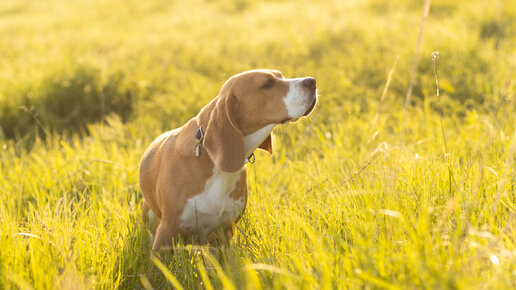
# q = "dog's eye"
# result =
<box><xmin>261</xmin><ymin>79</ymin><xmax>275</xmax><ymax>89</ymax></box>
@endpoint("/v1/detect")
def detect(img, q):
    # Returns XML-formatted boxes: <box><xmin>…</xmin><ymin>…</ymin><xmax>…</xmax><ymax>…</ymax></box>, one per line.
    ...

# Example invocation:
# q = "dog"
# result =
<box><xmin>139</xmin><ymin>69</ymin><xmax>317</xmax><ymax>252</ymax></box>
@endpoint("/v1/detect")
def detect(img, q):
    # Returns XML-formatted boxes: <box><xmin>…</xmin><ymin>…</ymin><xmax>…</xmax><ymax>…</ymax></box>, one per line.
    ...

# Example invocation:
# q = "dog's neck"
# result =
<box><xmin>243</xmin><ymin>124</ymin><xmax>275</xmax><ymax>158</ymax></box>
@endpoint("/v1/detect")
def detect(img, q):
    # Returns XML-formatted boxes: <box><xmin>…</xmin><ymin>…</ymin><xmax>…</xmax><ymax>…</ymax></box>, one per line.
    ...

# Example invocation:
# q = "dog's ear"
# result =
<box><xmin>203</xmin><ymin>94</ymin><xmax>246</xmax><ymax>172</ymax></box>
<box><xmin>258</xmin><ymin>134</ymin><xmax>273</xmax><ymax>155</ymax></box>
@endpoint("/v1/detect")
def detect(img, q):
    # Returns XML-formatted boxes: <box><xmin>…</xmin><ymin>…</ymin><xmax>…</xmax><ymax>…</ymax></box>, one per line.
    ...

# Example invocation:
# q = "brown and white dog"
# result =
<box><xmin>139</xmin><ymin>69</ymin><xmax>317</xmax><ymax>252</ymax></box>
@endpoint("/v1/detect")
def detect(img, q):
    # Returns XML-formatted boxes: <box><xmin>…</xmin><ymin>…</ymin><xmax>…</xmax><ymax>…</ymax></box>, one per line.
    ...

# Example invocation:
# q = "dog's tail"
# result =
<box><xmin>142</xmin><ymin>200</ymin><xmax>150</xmax><ymax>225</ymax></box>
<box><xmin>142</xmin><ymin>200</ymin><xmax>160</xmax><ymax>236</ymax></box>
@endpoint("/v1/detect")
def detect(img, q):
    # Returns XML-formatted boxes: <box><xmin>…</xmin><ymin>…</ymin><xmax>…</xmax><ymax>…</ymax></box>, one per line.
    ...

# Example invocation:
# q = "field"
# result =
<box><xmin>1</xmin><ymin>0</ymin><xmax>515</xmax><ymax>288</ymax></box>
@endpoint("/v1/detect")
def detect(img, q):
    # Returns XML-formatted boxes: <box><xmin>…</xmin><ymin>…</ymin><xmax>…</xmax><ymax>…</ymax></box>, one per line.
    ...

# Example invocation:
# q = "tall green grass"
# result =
<box><xmin>1</xmin><ymin>0</ymin><xmax>515</xmax><ymax>288</ymax></box>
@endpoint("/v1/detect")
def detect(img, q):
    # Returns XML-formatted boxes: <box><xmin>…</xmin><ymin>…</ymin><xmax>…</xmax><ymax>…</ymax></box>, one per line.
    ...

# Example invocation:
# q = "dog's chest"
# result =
<box><xmin>179</xmin><ymin>167</ymin><xmax>244</xmax><ymax>239</ymax></box>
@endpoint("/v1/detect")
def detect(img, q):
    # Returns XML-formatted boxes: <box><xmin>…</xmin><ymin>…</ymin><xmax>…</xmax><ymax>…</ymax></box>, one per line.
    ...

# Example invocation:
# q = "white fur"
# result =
<box><xmin>148</xmin><ymin>210</ymin><xmax>159</xmax><ymax>245</ymax></box>
<box><xmin>148</xmin><ymin>210</ymin><xmax>157</xmax><ymax>225</ymax></box>
<box><xmin>179</xmin><ymin>125</ymin><xmax>275</xmax><ymax>239</ymax></box>
<box><xmin>244</xmin><ymin>124</ymin><xmax>275</xmax><ymax>157</ymax></box>
<box><xmin>283</xmin><ymin>79</ymin><xmax>314</xmax><ymax>119</ymax></box>
<box><xmin>180</xmin><ymin>167</ymin><xmax>244</xmax><ymax>239</ymax></box>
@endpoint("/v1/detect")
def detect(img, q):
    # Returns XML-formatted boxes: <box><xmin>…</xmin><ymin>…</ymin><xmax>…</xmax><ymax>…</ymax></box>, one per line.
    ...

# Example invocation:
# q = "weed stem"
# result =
<box><xmin>432</xmin><ymin>51</ymin><xmax>448</xmax><ymax>155</ymax></box>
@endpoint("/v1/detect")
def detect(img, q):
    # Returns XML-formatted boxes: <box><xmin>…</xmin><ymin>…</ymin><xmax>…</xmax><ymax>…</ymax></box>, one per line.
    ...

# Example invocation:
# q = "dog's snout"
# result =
<box><xmin>302</xmin><ymin>77</ymin><xmax>316</xmax><ymax>89</ymax></box>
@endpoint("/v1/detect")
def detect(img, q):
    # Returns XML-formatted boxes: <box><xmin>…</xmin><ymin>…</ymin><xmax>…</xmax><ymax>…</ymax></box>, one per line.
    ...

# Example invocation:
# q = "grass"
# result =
<box><xmin>1</xmin><ymin>0</ymin><xmax>515</xmax><ymax>288</ymax></box>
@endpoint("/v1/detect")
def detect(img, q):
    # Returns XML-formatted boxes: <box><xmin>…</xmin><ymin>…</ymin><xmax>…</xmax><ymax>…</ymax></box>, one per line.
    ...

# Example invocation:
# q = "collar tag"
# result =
<box><xmin>245</xmin><ymin>153</ymin><xmax>255</xmax><ymax>164</ymax></box>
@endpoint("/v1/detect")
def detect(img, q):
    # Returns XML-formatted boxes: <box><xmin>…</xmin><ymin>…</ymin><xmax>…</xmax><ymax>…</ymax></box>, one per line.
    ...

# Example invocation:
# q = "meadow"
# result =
<box><xmin>1</xmin><ymin>0</ymin><xmax>515</xmax><ymax>288</ymax></box>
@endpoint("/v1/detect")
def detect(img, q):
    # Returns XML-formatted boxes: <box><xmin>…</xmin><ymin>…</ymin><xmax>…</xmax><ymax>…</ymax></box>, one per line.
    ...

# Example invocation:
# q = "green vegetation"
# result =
<box><xmin>1</xmin><ymin>0</ymin><xmax>515</xmax><ymax>288</ymax></box>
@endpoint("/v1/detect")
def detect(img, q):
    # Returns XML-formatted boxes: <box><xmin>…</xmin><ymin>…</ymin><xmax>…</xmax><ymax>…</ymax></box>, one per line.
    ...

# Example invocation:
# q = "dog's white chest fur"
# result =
<box><xmin>179</xmin><ymin>124</ymin><xmax>275</xmax><ymax>239</ymax></box>
<box><xmin>179</xmin><ymin>167</ymin><xmax>244</xmax><ymax>238</ymax></box>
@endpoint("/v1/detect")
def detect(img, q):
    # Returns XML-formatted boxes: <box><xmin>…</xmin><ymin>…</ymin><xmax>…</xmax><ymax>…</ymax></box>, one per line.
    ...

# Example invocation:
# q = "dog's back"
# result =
<box><xmin>139</xmin><ymin>129</ymin><xmax>179</xmax><ymax>224</ymax></box>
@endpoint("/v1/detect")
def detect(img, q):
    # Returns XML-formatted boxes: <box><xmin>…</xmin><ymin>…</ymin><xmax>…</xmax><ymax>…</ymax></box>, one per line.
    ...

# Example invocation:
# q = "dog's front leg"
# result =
<box><xmin>152</xmin><ymin>219</ymin><xmax>179</xmax><ymax>253</ymax></box>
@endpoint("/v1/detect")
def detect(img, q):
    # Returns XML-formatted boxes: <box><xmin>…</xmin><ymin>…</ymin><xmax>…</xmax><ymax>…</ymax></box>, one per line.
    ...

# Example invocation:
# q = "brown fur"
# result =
<box><xmin>139</xmin><ymin>69</ymin><xmax>314</xmax><ymax>252</ymax></box>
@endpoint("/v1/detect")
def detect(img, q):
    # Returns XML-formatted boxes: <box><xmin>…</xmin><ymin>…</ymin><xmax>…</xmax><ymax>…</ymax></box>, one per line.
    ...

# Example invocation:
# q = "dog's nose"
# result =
<box><xmin>302</xmin><ymin>77</ymin><xmax>316</xmax><ymax>89</ymax></box>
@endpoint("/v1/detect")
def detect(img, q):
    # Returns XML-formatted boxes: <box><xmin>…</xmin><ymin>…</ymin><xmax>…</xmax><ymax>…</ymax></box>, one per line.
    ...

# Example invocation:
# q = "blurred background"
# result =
<box><xmin>1</xmin><ymin>0</ymin><xmax>514</xmax><ymax>142</ymax></box>
<box><xmin>1</xmin><ymin>1</ymin><xmax>516</xmax><ymax>288</ymax></box>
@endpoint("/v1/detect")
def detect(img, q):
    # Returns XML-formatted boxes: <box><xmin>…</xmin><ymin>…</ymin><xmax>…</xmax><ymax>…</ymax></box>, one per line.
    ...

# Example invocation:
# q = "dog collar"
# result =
<box><xmin>195</xmin><ymin>126</ymin><xmax>255</xmax><ymax>164</ymax></box>
<box><xmin>195</xmin><ymin>126</ymin><xmax>204</xmax><ymax>157</ymax></box>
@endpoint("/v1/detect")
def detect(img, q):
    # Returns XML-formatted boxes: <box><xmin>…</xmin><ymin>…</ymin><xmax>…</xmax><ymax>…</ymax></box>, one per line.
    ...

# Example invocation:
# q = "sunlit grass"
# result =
<box><xmin>1</xmin><ymin>0</ymin><xmax>515</xmax><ymax>288</ymax></box>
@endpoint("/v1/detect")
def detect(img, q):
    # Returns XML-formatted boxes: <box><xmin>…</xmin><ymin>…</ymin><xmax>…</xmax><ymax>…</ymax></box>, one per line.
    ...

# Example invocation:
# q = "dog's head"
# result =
<box><xmin>224</xmin><ymin>69</ymin><xmax>317</xmax><ymax>133</ymax></box>
<box><xmin>201</xmin><ymin>69</ymin><xmax>317</xmax><ymax>172</ymax></box>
